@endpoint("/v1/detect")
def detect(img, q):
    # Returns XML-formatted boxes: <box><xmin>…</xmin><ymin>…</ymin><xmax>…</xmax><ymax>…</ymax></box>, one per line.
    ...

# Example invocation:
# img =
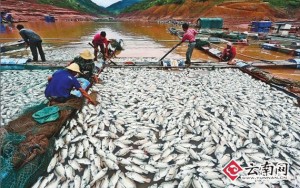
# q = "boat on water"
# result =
<box><xmin>261</xmin><ymin>43</ymin><xmax>300</xmax><ymax>56</ymax></box>
<box><xmin>168</xmin><ymin>27</ymin><xmax>184</xmax><ymax>37</ymax></box>
<box><xmin>198</xmin><ymin>46</ymin><xmax>222</xmax><ymax>59</ymax></box>
<box><xmin>168</xmin><ymin>27</ymin><xmax>178</xmax><ymax>35</ymax></box>
<box><xmin>291</xmin><ymin>42</ymin><xmax>300</xmax><ymax>49</ymax></box>
<box><xmin>0</xmin><ymin>40</ymin><xmax>26</xmax><ymax>53</ymax></box>
<box><xmin>195</xmin><ymin>39</ymin><xmax>222</xmax><ymax>59</ymax></box>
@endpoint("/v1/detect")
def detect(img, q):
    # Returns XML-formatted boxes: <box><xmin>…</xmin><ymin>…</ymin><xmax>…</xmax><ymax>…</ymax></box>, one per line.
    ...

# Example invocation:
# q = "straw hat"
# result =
<box><xmin>227</xmin><ymin>42</ymin><xmax>233</xmax><ymax>46</ymax></box>
<box><xmin>66</xmin><ymin>63</ymin><xmax>82</xmax><ymax>74</ymax></box>
<box><xmin>80</xmin><ymin>49</ymin><xmax>94</xmax><ymax>60</ymax></box>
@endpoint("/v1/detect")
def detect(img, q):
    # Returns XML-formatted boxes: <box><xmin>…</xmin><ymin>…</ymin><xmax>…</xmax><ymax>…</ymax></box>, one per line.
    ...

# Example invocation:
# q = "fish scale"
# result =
<box><xmin>8</xmin><ymin>68</ymin><xmax>300</xmax><ymax>188</ymax></box>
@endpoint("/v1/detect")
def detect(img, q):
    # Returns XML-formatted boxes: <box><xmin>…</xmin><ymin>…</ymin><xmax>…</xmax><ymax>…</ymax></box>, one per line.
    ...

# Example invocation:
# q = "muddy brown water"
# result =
<box><xmin>0</xmin><ymin>21</ymin><xmax>298</xmax><ymax>81</ymax></box>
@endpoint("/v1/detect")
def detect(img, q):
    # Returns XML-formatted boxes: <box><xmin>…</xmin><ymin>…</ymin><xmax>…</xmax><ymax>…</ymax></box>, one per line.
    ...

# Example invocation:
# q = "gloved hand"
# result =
<box><xmin>88</xmin><ymin>99</ymin><xmax>96</xmax><ymax>105</ymax></box>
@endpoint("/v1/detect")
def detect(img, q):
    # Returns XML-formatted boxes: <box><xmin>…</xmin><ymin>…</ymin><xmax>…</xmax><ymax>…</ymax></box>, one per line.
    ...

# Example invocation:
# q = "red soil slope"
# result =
<box><xmin>1</xmin><ymin>0</ymin><xmax>98</xmax><ymax>22</ymax></box>
<box><xmin>118</xmin><ymin>0</ymin><xmax>294</xmax><ymax>27</ymax></box>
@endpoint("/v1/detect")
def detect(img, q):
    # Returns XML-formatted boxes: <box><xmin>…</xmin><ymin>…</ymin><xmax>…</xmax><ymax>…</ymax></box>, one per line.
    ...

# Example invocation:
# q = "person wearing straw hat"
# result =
<box><xmin>69</xmin><ymin>49</ymin><xmax>98</xmax><ymax>83</ymax></box>
<box><xmin>45</xmin><ymin>63</ymin><xmax>95</xmax><ymax>105</ymax></box>
<box><xmin>220</xmin><ymin>42</ymin><xmax>236</xmax><ymax>64</ymax></box>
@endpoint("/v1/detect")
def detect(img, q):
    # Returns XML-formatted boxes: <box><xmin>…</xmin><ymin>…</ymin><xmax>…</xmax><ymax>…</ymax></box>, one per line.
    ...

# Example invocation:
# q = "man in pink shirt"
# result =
<box><xmin>180</xmin><ymin>23</ymin><xmax>198</xmax><ymax>66</ymax></box>
<box><xmin>92</xmin><ymin>31</ymin><xmax>110</xmax><ymax>61</ymax></box>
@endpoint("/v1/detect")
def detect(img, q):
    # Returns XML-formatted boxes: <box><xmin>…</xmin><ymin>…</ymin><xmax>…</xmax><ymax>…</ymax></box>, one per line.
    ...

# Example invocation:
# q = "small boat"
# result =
<box><xmin>168</xmin><ymin>27</ymin><xmax>184</xmax><ymax>37</ymax></box>
<box><xmin>168</xmin><ymin>27</ymin><xmax>178</xmax><ymax>35</ymax></box>
<box><xmin>195</xmin><ymin>40</ymin><xmax>222</xmax><ymax>59</ymax></box>
<box><xmin>200</xmin><ymin>46</ymin><xmax>222</xmax><ymax>59</ymax></box>
<box><xmin>0</xmin><ymin>40</ymin><xmax>26</xmax><ymax>52</ymax></box>
<box><xmin>261</xmin><ymin>43</ymin><xmax>297</xmax><ymax>56</ymax></box>
<box><xmin>290</xmin><ymin>42</ymin><xmax>300</xmax><ymax>49</ymax></box>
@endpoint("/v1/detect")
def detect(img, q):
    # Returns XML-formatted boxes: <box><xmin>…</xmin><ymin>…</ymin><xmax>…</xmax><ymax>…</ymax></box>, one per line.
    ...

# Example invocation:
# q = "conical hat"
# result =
<box><xmin>80</xmin><ymin>49</ymin><xmax>94</xmax><ymax>60</ymax></box>
<box><xmin>66</xmin><ymin>63</ymin><xmax>82</xmax><ymax>74</ymax></box>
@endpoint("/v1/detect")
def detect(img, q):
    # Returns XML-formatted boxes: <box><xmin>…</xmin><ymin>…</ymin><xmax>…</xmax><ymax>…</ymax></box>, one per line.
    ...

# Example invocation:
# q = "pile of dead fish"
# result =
<box><xmin>12</xmin><ymin>68</ymin><xmax>300</xmax><ymax>187</ymax></box>
<box><xmin>0</xmin><ymin>70</ymin><xmax>50</xmax><ymax>126</ymax></box>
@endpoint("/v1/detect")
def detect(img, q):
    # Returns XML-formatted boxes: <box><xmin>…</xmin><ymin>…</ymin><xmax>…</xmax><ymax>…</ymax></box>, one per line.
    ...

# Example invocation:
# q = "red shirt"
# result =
<box><xmin>92</xmin><ymin>33</ymin><xmax>109</xmax><ymax>46</ymax></box>
<box><xmin>181</xmin><ymin>28</ymin><xmax>197</xmax><ymax>42</ymax></box>
<box><xmin>222</xmin><ymin>46</ymin><xmax>236</xmax><ymax>58</ymax></box>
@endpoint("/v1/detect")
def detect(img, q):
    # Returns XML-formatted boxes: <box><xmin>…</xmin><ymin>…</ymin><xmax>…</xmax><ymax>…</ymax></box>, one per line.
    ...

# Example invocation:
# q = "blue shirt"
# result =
<box><xmin>19</xmin><ymin>28</ymin><xmax>42</xmax><ymax>44</ymax></box>
<box><xmin>45</xmin><ymin>70</ymin><xmax>81</xmax><ymax>98</ymax></box>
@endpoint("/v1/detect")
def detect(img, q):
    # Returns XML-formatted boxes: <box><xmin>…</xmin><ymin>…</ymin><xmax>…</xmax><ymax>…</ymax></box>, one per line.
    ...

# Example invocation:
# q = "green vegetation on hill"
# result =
<box><xmin>123</xmin><ymin>0</ymin><xmax>300</xmax><ymax>14</ymax></box>
<box><xmin>106</xmin><ymin>0</ymin><xmax>143</xmax><ymax>14</ymax></box>
<box><xmin>264</xmin><ymin>0</ymin><xmax>300</xmax><ymax>9</ymax></box>
<box><xmin>37</xmin><ymin>0</ymin><xmax>108</xmax><ymax>15</ymax></box>
<box><xmin>124</xmin><ymin>0</ymin><xmax>185</xmax><ymax>12</ymax></box>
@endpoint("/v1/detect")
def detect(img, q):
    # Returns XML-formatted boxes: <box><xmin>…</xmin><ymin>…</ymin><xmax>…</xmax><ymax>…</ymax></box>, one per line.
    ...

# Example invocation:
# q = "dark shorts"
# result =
<box><xmin>47</xmin><ymin>95</ymin><xmax>77</xmax><ymax>103</ymax></box>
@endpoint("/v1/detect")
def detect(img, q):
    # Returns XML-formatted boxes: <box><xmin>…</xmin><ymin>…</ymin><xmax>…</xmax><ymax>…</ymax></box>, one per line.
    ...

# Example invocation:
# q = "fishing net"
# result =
<box><xmin>110</xmin><ymin>39</ymin><xmax>124</xmax><ymax>51</ymax></box>
<box><xmin>0</xmin><ymin>97</ymin><xmax>84</xmax><ymax>188</ymax></box>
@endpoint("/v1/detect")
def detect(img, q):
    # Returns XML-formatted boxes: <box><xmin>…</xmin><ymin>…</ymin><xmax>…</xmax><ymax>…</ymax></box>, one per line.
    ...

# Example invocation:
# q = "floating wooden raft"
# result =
<box><xmin>237</xmin><ymin>61</ymin><xmax>300</xmax><ymax>100</ymax></box>
<box><xmin>0</xmin><ymin>41</ymin><xmax>26</xmax><ymax>53</ymax></box>
<box><xmin>261</xmin><ymin>43</ymin><xmax>300</xmax><ymax>56</ymax></box>
<box><xmin>248</xmin><ymin>59</ymin><xmax>300</xmax><ymax>69</ymax></box>
<box><xmin>2</xmin><ymin>57</ymin><xmax>299</xmax><ymax>70</ymax></box>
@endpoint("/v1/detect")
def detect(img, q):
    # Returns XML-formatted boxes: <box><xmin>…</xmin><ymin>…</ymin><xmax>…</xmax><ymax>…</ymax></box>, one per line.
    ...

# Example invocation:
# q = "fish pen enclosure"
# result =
<box><xmin>197</xmin><ymin>18</ymin><xmax>223</xmax><ymax>29</ymax></box>
<box><xmin>1</xmin><ymin>67</ymin><xmax>300</xmax><ymax>187</ymax></box>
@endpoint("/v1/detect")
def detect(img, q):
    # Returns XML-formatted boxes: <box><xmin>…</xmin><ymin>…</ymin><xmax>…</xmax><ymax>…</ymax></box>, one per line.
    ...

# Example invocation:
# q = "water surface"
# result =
<box><xmin>1</xmin><ymin>21</ymin><xmax>298</xmax><ymax>81</ymax></box>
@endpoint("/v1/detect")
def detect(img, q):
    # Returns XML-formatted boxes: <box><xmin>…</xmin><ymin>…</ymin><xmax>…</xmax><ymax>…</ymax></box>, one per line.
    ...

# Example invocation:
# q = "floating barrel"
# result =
<box><xmin>288</xmin><ymin>58</ymin><xmax>300</xmax><ymax>69</ymax></box>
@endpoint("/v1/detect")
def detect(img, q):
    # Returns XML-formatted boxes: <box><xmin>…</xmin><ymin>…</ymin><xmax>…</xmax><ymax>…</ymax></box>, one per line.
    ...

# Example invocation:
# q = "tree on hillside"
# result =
<box><xmin>286</xmin><ymin>0</ymin><xmax>300</xmax><ymax>16</ymax></box>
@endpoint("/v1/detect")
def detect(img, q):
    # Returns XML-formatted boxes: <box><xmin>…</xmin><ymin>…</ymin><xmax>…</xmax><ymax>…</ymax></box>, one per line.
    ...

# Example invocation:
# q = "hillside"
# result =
<box><xmin>118</xmin><ymin>0</ymin><xmax>299</xmax><ymax>28</ymax></box>
<box><xmin>1</xmin><ymin>0</ymin><xmax>101</xmax><ymax>21</ymax></box>
<box><xmin>36</xmin><ymin>0</ymin><xmax>108</xmax><ymax>15</ymax></box>
<box><xmin>106</xmin><ymin>0</ymin><xmax>143</xmax><ymax>14</ymax></box>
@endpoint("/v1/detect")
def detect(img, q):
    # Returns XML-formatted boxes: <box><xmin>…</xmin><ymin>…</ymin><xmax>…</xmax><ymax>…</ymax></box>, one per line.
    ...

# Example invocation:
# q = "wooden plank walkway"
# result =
<box><xmin>3</xmin><ymin>59</ymin><xmax>297</xmax><ymax>69</ymax></box>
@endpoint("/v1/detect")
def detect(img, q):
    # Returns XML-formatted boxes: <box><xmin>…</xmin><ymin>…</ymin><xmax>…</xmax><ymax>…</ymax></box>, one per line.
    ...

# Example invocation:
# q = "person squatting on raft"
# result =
<box><xmin>180</xmin><ymin>23</ymin><xmax>198</xmax><ymax>66</ymax></box>
<box><xmin>92</xmin><ymin>31</ymin><xmax>110</xmax><ymax>61</ymax></box>
<box><xmin>45</xmin><ymin>63</ymin><xmax>96</xmax><ymax>105</ymax></box>
<box><xmin>220</xmin><ymin>42</ymin><xmax>236</xmax><ymax>65</ymax></box>
<box><xmin>69</xmin><ymin>49</ymin><xmax>99</xmax><ymax>83</ymax></box>
<box><xmin>16</xmin><ymin>24</ymin><xmax>46</xmax><ymax>62</ymax></box>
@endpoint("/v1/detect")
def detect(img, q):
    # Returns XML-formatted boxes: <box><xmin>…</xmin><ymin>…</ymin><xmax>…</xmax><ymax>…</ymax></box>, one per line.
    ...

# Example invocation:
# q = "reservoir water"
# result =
<box><xmin>1</xmin><ymin>21</ymin><xmax>298</xmax><ymax>80</ymax></box>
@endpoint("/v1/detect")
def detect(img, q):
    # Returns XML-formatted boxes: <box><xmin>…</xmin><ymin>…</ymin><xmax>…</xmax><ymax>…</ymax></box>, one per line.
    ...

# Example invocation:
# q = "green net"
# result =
<box><xmin>0</xmin><ymin>97</ymin><xmax>84</xmax><ymax>188</ymax></box>
<box><xmin>0</xmin><ymin>138</ymin><xmax>55</xmax><ymax>188</ymax></box>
